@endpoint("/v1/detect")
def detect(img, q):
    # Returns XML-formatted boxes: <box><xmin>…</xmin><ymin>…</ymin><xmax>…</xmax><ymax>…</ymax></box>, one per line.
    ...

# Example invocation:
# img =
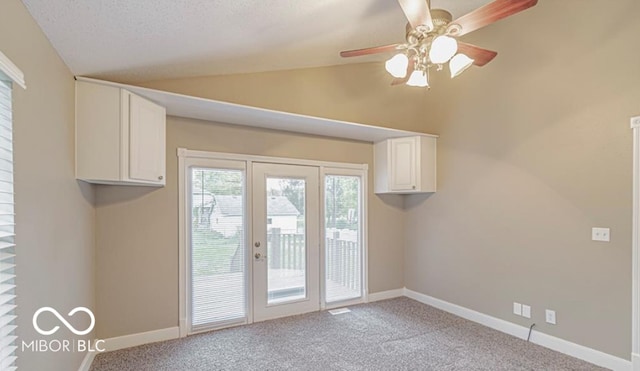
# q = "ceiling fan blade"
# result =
<box><xmin>457</xmin><ymin>42</ymin><xmax>498</xmax><ymax>66</ymax></box>
<box><xmin>448</xmin><ymin>0</ymin><xmax>537</xmax><ymax>37</ymax></box>
<box><xmin>397</xmin><ymin>0</ymin><xmax>434</xmax><ymax>31</ymax></box>
<box><xmin>391</xmin><ymin>58</ymin><xmax>416</xmax><ymax>86</ymax></box>
<box><xmin>340</xmin><ymin>44</ymin><xmax>401</xmax><ymax>58</ymax></box>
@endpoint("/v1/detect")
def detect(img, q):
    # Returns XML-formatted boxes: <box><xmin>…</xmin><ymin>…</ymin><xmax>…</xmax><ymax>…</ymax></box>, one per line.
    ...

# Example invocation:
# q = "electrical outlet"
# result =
<box><xmin>592</xmin><ymin>227</ymin><xmax>610</xmax><ymax>242</ymax></box>
<box><xmin>522</xmin><ymin>305</ymin><xmax>531</xmax><ymax>319</ymax></box>
<box><xmin>513</xmin><ymin>302</ymin><xmax>522</xmax><ymax>316</ymax></box>
<box><xmin>545</xmin><ymin>309</ymin><xmax>556</xmax><ymax>325</ymax></box>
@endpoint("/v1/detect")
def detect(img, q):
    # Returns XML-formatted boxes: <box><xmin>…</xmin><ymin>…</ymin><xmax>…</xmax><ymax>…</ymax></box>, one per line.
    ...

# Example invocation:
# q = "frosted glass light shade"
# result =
<box><xmin>406</xmin><ymin>70</ymin><xmax>428</xmax><ymax>87</ymax></box>
<box><xmin>449</xmin><ymin>54</ymin><xmax>474</xmax><ymax>78</ymax></box>
<box><xmin>385</xmin><ymin>53</ymin><xmax>409</xmax><ymax>78</ymax></box>
<box><xmin>429</xmin><ymin>36</ymin><xmax>458</xmax><ymax>64</ymax></box>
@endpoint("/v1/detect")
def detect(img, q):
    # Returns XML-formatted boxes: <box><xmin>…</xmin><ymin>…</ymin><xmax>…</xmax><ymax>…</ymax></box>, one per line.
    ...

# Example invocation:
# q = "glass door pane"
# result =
<box><xmin>190</xmin><ymin>167</ymin><xmax>246</xmax><ymax>329</ymax></box>
<box><xmin>325</xmin><ymin>175</ymin><xmax>362</xmax><ymax>303</ymax></box>
<box><xmin>266</xmin><ymin>177</ymin><xmax>306</xmax><ymax>304</ymax></box>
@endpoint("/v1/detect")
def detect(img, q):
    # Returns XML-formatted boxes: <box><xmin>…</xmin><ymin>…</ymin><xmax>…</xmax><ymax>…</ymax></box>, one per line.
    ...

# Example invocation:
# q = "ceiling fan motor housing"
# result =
<box><xmin>405</xmin><ymin>9</ymin><xmax>453</xmax><ymax>37</ymax></box>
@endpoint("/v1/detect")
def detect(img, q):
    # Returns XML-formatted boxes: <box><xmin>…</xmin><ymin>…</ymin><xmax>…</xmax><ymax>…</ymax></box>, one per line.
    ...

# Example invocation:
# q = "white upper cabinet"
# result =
<box><xmin>76</xmin><ymin>80</ymin><xmax>166</xmax><ymax>186</ymax></box>
<box><xmin>374</xmin><ymin>135</ymin><xmax>437</xmax><ymax>194</ymax></box>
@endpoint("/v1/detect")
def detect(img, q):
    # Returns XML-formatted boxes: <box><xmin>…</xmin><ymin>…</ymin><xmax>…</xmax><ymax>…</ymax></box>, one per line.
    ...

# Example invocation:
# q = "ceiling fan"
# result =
<box><xmin>340</xmin><ymin>0</ymin><xmax>538</xmax><ymax>88</ymax></box>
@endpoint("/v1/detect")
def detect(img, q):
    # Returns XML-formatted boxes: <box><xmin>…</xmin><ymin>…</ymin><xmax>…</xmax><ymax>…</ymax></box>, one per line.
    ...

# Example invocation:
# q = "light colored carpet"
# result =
<box><xmin>90</xmin><ymin>297</ymin><xmax>605</xmax><ymax>370</ymax></box>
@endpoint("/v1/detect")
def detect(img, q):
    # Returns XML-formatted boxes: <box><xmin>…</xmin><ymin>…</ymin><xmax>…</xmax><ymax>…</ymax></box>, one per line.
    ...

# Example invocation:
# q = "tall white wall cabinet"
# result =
<box><xmin>374</xmin><ymin>135</ymin><xmax>437</xmax><ymax>194</ymax></box>
<box><xmin>75</xmin><ymin>80</ymin><xmax>166</xmax><ymax>186</ymax></box>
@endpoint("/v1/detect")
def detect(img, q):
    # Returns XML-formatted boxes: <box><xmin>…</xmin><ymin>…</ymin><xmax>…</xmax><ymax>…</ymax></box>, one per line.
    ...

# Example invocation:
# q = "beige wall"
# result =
<box><xmin>141</xmin><ymin>62</ymin><xmax>425</xmax><ymax>133</ymax></box>
<box><xmin>139</xmin><ymin>0</ymin><xmax>639</xmax><ymax>360</ymax></box>
<box><xmin>95</xmin><ymin>117</ymin><xmax>405</xmax><ymax>338</ymax></box>
<box><xmin>402</xmin><ymin>0</ymin><xmax>638</xmax><ymax>359</ymax></box>
<box><xmin>0</xmin><ymin>0</ymin><xmax>96</xmax><ymax>370</ymax></box>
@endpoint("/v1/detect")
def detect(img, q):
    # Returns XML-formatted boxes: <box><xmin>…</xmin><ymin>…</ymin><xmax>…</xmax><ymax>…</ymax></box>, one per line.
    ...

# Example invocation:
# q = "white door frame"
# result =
<box><xmin>177</xmin><ymin>148</ymin><xmax>368</xmax><ymax>337</ymax></box>
<box><xmin>631</xmin><ymin>118</ymin><xmax>640</xmax><ymax>370</ymax></box>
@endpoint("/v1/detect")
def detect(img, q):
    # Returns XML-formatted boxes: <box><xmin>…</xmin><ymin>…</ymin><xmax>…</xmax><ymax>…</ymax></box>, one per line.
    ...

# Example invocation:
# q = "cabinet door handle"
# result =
<box><xmin>158</xmin><ymin>175</ymin><xmax>164</xmax><ymax>180</ymax></box>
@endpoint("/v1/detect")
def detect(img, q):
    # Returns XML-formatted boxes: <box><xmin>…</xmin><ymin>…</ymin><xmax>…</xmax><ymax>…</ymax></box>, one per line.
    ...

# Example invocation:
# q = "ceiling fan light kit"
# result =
<box><xmin>385</xmin><ymin>53</ymin><xmax>410</xmax><ymax>78</ymax></box>
<box><xmin>428</xmin><ymin>35</ymin><xmax>458</xmax><ymax>64</ymax></box>
<box><xmin>407</xmin><ymin>69</ymin><xmax>429</xmax><ymax>88</ymax></box>
<box><xmin>449</xmin><ymin>53</ymin><xmax>475</xmax><ymax>78</ymax></box>
<box><xmin>340</xmin><ymin>0</ymin><xmax>538</xmax><ymax>89</ymax></box>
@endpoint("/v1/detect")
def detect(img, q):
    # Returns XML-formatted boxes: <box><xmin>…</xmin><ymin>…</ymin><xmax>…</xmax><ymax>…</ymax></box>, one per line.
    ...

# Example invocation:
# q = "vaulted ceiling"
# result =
<box><xmin>21</xmin><ymin>0</ymin><xmax>492</xmax><ymax>82</ymax></box>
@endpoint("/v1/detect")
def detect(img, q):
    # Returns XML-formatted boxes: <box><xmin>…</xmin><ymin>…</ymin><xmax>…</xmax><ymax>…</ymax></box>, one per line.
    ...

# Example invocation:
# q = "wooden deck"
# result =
<box><xmin>192</xmin><ymin>270</ymin><xmax>360</xmax><ymax>326</ymax></box>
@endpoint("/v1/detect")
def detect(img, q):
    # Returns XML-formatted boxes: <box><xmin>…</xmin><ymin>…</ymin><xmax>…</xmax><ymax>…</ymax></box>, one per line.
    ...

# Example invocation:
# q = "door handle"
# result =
<box><xmin>254</xmin><ymin>253</ymin><xmax>261</xmax><ymax>259</ymax></box>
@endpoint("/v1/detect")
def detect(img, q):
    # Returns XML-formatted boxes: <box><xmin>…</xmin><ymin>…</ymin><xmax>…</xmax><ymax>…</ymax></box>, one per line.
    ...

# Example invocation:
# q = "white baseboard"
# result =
<box><xmin>404</xmin><ymin>288</ymin><xmax>631</xmax><ymax>371</ymax></box>
<box><xmin>367</xmin><ymin>288</ymin><xmax>405</xmax><ymax>302</ymax></box>
<box><xmin>77</xmin><ymin>350</ymin><xmax>97</xmax><ymax>371</ymax></box>
<box><xmin>103</xmin><ymin>327</ymin><xmax>180</xmax><ymax>352</ymax></box>
<box><xmin>633</xmin><ymin>353</ymin><xmax>640</xmax><ymax>371</ymax></box>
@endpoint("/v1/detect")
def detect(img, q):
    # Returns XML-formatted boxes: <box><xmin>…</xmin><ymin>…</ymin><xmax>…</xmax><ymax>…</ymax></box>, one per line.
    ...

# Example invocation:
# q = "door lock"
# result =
<box><xmin>254</xmin><ymin>242</ymin><xmax>261</xmax><ymax>247</ymax></box>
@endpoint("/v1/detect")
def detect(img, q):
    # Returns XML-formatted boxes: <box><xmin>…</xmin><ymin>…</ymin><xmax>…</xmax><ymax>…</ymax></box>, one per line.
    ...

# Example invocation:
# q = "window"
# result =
<box><xmin>324</xmin><ymin>172</ymin><xmax>365</xmax><ymax>303</ymax></box>
<box><xmin>0</xmin><ymin>51</ymin><xmax>23</xmax><ymax>371</ymax></box>
<box><xmin>189</xmin><ymin>165</ymin><xmax>247</xmax><ymax>331</ymax></box>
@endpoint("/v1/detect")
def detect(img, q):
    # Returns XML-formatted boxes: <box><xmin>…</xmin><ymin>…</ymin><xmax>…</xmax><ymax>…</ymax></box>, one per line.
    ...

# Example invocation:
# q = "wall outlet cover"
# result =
<box><xmin>513</xmin><ymin>302</ymin><xmax>522</xmax><ymax>316</ymax></box>
<box><xmin>522</xmin><ymin>304</ymin><xmax>531</xmax><ymax>319</ymax></box>
<box><xmin>591</xmin><ymin>227</ymin><xmax>610</xmax><ymax>242</ymax></box>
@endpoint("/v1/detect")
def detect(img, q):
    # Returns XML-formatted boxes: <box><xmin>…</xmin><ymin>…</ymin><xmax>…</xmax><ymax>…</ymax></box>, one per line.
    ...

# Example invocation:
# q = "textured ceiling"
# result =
<box><xmin>21</xmin><ymin>0</ymin><xmax>493</xmax><ymax>82</ymax></box>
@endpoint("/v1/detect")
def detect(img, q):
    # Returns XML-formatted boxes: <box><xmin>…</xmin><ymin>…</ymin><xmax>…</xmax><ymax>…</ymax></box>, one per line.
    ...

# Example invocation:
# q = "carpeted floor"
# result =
<box><xmin>90</xmin><ymin>297</ymin><xmax>605</xmax><ymax>370</ymax></box>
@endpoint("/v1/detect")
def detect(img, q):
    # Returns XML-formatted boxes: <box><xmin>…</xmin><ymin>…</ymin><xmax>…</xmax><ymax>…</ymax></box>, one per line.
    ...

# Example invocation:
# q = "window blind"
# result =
<box><xmin>190</xmin><ymin>167</ymin><xmax>246</xmax><ymax>330</ymax></box>
<box><xmin>325</xmin><ymin>175</ymin><xmax>362</xmax><ymax>303</ymax></box>
<box><xmin>0</xmin><ymin>80</ymin><xmax>16</xmax><ymax>370</ymax></box>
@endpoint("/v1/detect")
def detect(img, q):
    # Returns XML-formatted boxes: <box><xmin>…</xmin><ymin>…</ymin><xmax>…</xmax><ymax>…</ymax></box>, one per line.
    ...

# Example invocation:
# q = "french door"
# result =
<box><xmin>252</xmin><ymin>163</ymin><xmax>320</xmax><ymax>322</ymax></box>
<box><xmin>182</xmin><ymin>151</ymin><xmax>365</xmax><ymax>334</ymax></box>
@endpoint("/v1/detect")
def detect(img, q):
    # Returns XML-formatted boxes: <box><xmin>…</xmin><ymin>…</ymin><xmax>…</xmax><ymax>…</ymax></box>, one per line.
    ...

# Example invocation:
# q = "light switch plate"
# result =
<box><xmin>592</xmin><ymin>227</ymin><xmax>610</xmax><ymax>242</ymax></box>
<box><xmin>545</xmin><ymin>309</ymin><xmax>556</xmax><ymax>325</ymax></box>
<box><xmin>522</xmin><ymin>305</ymin><xmax>531</xmax><ymax>319</ymax></box>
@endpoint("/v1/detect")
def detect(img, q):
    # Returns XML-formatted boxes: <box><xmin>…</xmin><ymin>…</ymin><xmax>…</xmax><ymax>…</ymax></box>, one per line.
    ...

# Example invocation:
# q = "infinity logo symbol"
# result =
<box><xmin>32</xmin><ymin>307</ymin><xmax>95</xmax><ymax>336</ymax></box>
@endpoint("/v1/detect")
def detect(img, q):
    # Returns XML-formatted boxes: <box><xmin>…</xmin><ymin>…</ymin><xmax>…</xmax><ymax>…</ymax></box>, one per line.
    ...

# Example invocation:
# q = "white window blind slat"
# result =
<box><xmin>0</xmin><ymin>315</ymin><xmax>16</xmax><ymax>330</ymax></box>
<box><xmin>0</xmin><ymin>79</ymin><xmax>16</xmax><ymax>369</ymax></box>
<box><xmin>0</xmin><ymin>285</ymin><xmax>13</xmax><ymax>296</ymax></box>
<box><xmin>0</xmin><ymin>295</ymin><xmax>14</xmax><ymax>307</ymax></box>
<box><xmin>0</xmin><ymin>232</ymin><xmax>13</xmax><ymax>240</ymax></box>
<box><xmin>0</xmin><ymin>325</ymin><xmax>16</xmax><ymax>339</ymax></box>
<box><xmin>0</xmin><ymin>305</ymin><xmax>16</xmax><ymax>319</ymax></box>
<box><xmin>0</xmin><ymin>335</ymin><xmax>16</xmax><ymax>350</ymax></box>
<box><xmin>0</xmin><ymin>352</ymin><xmax>16</xmax><ymax>366</ymax></box>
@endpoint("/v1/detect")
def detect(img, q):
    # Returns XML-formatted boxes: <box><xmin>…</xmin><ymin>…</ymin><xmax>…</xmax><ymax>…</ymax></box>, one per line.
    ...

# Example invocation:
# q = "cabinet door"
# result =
<box><xmin>128</xmin><ymin>93</ymin><xmax>166</xmax><ymax>184</ymax></box>
<box><xmin>390</xmin><ymin>137</ymin><xmax>416</xmax><ymax>191</ymax></box>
